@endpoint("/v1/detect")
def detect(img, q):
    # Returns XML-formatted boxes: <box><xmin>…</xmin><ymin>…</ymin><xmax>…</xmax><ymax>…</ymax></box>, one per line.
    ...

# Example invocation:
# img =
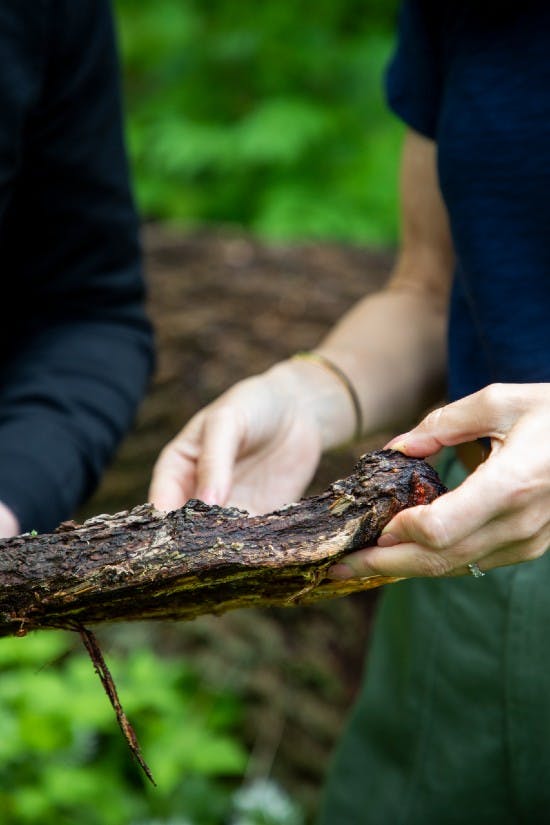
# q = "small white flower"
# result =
<box><xmin>232</xmin><ymin>778</ymin><xmax>303</xmax><ymax>825</ymax></box>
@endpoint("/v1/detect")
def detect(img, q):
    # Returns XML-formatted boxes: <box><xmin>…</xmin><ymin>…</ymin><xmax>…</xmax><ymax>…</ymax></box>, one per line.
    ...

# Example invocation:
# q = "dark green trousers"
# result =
<box><xmin>318</xmin><ymin>455</ymin><xmax>550</xmax><ymax>824</ymax></box>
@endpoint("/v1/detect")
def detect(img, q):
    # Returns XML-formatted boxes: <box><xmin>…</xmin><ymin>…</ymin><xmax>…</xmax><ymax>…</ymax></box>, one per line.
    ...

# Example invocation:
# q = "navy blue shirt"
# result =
<box><xmin>0</xmin><ymin>1</ymin><xmax>153</xmax><ymax>532</ymax></box>
<box><xmin>386</xmin><ymin>1</ymin><xmax>550</xmax><ymax>401</ymax></box>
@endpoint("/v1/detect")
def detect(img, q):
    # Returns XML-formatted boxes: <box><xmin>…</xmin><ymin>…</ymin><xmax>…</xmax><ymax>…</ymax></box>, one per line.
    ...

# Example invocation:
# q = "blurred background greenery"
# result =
<box><xmin>117</xmin><ymin>0</ymin><xmax>402</xmax><ymax>244</ymax></box>
<box><xmin>1</xmin><ymin>2</ymin><xmax>402</xmax><ymax>823</ymax></box>
<box><xmin>0</xmin><ymin>632</ymin><xmax>248</xmax><ymax>825</ymax></box>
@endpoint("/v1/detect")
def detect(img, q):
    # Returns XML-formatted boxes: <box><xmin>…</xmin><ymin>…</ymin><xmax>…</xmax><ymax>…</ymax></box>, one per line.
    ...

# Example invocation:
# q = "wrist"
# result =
<box><xmin>292</xmin><ymin>351</ymin><xmax>363</xmax><ymax>441</ymax></box>
<box><xmin>266</xmin><ymin>356</ymin><xmax>359</xmax><ymax>450</ymax></box>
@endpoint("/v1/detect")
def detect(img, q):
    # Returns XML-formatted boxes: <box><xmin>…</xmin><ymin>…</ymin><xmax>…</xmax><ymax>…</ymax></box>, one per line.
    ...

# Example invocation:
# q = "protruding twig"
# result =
<box><xmin>79</xmin><ymin>626</ymin><xmax>156</xmax><ymax>786</ymax></box>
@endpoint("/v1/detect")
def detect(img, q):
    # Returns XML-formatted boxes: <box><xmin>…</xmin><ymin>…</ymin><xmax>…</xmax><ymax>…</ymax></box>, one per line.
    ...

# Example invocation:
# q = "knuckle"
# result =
<box><xmin>206</xmin><ymin>403</ymin><xmax>246</xmax><ymax>442</ymax></box>
<box><xmin>480</xmin><ymin>382</ymin><xmax>506</xmax><ymax>409</ymax></box>
<box><xmin>422</xmin><ymin>406</ymin><xmax>445</xmax><ymax>432</ymax></box>
<box><xmin>415</xmin><ymin>510</ymin><xmax>451</xmax><ymax>550</ymax></box>
<box><xmin>157</xmin><ymin>442</ymin><xmax>178</xmax><ymax>467</ymax></box>
<box><xmin>156</xmin><ymin>443</ymin><xmax>172</xmax><ymax>463</ymax></box>
<box><xmin>521</xmin><ymin>538</ymin><xmax>547</xmax><ymax>562</ymax></box>
<box><xmin>422</xmin><ymin>552</ymin><xmax>453</xmax><ymax>578</ymax></box>
<box><xmin>449</xmin><ymin>543</ymin><xmax>474</xmax><ymax>566</ymax></box>
<box><xmin>501</xmin><ymin>470</ymin><xmax>538</xmax><ymax>509</ymax></box>
<box><xmin>510</xmin><ymin>511</ymin><xmax>538</xmax><ymax>543</ymax></box>
<box><xmin>479</xmin><ymin>382</ymin><xmax>526</xmax><ymax>426</ymax></box>
<box><xmin>210</xmin><ymin>402</ymin><xmax>235</xmax><ymax>423</ymax></box>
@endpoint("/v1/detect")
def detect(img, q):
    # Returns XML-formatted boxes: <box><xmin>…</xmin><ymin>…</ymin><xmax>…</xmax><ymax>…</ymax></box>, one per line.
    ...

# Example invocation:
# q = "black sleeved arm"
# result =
<box><xmin>0</xmin><ymin>0</ymin><xmax>154</xmax><ymax>533</ymax></box>
<box><xmin>385</xmin><ymin>0</ymin><xmax>444</xmax><ymax>140</ymax></box>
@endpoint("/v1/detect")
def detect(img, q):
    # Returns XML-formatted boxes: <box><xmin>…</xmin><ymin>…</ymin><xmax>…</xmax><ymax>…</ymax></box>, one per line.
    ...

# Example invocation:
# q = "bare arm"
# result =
<box><xmin>150</xmin><ymin>130</ymin><xmax>455</xmax><ymax>514</ymax></box>
<box><xmin>282</xmin><ymin>128</ymin><xmax>455</xmax><ymax>445</ymax></box>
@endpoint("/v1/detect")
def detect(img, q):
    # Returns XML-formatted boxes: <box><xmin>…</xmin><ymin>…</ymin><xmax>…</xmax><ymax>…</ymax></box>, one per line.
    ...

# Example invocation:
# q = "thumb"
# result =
<box><xmin>385</xmin><ymin>385</ymin><xmax>516</xmax><ymax>457</ymax></box>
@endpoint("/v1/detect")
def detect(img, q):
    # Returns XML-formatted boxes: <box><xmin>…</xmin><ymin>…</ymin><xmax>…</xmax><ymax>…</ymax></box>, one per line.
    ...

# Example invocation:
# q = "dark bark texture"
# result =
<box><xmin>0</xmin><ymin>450</ymin><xmax>445</xmax><ymax>638</ymax></box>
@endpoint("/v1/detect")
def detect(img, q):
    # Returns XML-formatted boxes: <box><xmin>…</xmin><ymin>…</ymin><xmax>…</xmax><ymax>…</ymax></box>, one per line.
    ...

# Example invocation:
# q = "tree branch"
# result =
<box><xmin>0</xmin><ymin>450</ymin><xmax>445</xmax><ymax>639</ymax></box>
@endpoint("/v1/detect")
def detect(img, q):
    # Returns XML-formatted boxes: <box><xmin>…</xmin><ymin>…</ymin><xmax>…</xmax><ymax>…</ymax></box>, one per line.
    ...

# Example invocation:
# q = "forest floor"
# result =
<box><xmin>81</xmin><ymin>225</ymin><xmax>395</xmax><ymax>815</ymax></box>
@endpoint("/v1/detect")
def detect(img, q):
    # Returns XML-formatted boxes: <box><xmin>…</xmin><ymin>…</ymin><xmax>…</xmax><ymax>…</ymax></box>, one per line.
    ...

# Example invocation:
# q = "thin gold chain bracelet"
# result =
<box><xmin>291</xmin><ymin>351</ymin><xmax>363</xmax><ymax>442</ymax></box>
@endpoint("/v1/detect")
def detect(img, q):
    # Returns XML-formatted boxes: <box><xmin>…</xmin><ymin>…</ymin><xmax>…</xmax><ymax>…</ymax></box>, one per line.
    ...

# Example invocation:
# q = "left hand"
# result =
<box><xmin>329</xmin><ymin>383</ymin><xmax>550</xmax><ymax>580</ymax></box>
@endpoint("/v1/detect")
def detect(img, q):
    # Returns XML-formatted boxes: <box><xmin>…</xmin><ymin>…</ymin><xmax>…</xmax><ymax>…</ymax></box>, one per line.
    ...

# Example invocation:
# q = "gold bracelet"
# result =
<box><xmin>292</xmin><ymin>351</ymin><xmax>363</xmax><ymax>442</ymax></box>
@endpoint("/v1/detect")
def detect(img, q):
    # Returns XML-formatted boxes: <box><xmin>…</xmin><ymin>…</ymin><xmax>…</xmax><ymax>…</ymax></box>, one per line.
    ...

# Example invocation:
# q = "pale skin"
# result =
<box><xmin>0</xmin><ymin>501</ymin><xmax>20</xmax><ymax>539</ymax></box>
<box><xmin>150</xmin><ymin>129</ymin><xmax>550</xmax><ymax>579</ymax></box>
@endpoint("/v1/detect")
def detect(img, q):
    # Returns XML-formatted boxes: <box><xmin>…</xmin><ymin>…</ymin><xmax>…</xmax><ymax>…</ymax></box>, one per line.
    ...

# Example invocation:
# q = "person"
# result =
<box><xmin>0</xmin><ymin>0</ymin><xmax>153</xmax><ymax>539</ymax></box>
<box><xmin>150</xmin><ymin>1</ymin><xmax>550</xmax><ymax>821</ymax></box>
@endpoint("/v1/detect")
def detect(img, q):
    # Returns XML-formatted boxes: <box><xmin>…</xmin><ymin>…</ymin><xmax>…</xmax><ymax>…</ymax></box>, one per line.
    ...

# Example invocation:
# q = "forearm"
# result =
<box><xmin>267</xmin><ymin>267</ymin><xmax>448</xmax><ymax>450</ymax></box>
<box><xmin>320</xmin><ymin>273</ymin><xmax>448</xmax><ymax>439</ymax></box>
<box><xmin>0</xmin><ymin>319</ymin><xmax>152</xmax><ymax>533</ymax></box>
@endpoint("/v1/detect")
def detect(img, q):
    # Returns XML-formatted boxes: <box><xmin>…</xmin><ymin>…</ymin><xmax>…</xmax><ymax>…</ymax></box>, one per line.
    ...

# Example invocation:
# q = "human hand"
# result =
<box><xmin>329</xmin><ymin>383</ymin><xmax>550</xmax><ymax>580</ymax></box>
<box><xmin>0</xmin><ymin>501</ymin><xmax>20</xmax><ymax>539</ymax></box>
<box><xmin>149</xmin><ymin>357</ymin><xmax>356</xmax><ymax>515</ymax></box>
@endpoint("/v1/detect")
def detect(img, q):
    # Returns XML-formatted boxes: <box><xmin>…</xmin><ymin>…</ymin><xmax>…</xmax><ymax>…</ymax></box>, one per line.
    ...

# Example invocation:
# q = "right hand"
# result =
<box><xmin>149</xmin><ymin>363</ymin><xmax>331</xmax><ymax>515</ymax></box>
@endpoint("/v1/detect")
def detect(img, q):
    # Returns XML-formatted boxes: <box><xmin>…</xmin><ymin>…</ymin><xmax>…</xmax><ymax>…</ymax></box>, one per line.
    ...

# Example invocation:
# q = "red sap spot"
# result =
<box><xmin>409</xmin><ymin>472</ymin><xmax>429</xmax><ymax>506</ymax></box>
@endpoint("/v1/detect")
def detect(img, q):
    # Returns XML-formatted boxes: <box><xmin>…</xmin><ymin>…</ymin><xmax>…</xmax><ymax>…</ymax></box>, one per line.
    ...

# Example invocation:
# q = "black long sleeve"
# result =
<box><xmin>0</xmin><ymin>0</ymin><xmax>154</xmax><ymax>532</ymax></box>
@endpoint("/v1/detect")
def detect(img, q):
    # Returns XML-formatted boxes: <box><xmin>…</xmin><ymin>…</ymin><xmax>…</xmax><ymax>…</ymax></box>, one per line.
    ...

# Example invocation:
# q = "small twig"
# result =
<box><xmin>78</xmin><ymin>626</ymin><xmax>156</xmax><ymax>786</ymax></box>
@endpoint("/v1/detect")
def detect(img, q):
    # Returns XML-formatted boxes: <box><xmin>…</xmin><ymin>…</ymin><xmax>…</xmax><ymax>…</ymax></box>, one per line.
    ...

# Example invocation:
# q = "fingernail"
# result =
<box><xmin>326</xmin><ymin>563</ymin><xmax>354</xmax><ymax>580</ymax></box>
<box><xmin>386</xmin><ymin>440</ymin><xmax>408</xmax><ymax>453</ymax></box>
<box><xmin>200</xmin><ymin>489</ymin><xmax>218</xmax><ymax>506</ymax></box>
<box><xmin>377</xmin><ymin>532</ymin><xmax>399</xmax><ymax>547</ymax></box>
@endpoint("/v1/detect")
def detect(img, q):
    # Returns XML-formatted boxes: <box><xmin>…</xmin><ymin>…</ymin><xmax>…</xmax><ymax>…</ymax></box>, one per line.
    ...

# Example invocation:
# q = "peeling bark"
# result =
<box><xmin>0</xmin><ymin>450</ymin><xmax>445</xmax><ymax>638</ymax></box>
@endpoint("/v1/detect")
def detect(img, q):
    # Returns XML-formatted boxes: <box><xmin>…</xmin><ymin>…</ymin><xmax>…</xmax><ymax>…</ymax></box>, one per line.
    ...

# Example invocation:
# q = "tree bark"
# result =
<box><xmin>0</xmin><ymin>450</ymin><xmax>445</xmax><ymax>638</ymax></box>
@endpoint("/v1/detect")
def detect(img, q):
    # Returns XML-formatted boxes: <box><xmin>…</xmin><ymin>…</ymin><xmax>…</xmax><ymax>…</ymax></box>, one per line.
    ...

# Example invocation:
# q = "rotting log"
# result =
<box><xmin>0</xmin><ymin>450</ymin><xmax>446</xmax><ymax>639</ymax></box>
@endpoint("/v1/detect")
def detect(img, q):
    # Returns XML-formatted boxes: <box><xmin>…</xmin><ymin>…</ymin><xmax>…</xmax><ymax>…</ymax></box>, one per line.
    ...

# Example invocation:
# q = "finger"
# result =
<box><xmin>385</xmin><ymin>384</ymin><xmax>521</xmax><ymax>457</ymax></box>
<box><xmin>149</xmin><ymin>414</ymin><xmax>204</xmax><ymax>511</ymax></box>
<box><xmin>327</xmin><ymin>540</ymin><xmax>452</xmax><ymax>579</ymax></box>
<box><xmin>148</xmin><ymin>440</ymin><xmax>199</xmax><ymax>512</ymax></box>
<box><xmin>0</xmin><ymin>501</ymin><xmax>20</xmax><ymax>538</ymax></box>
<box><xmin>445</xmin><ymin>497</ymin><xmax>549</xmax><ymax>565</ymax></box>
<box><xmin>329</xmin><ymin>504</ymin><xmax>550</xmax><ymax>581</ymax></box>
<box><xmin>195</xmin><ymin>406</ymin><xmax>245</xmax><ymax>505</ymax></box>
<box><xmin>383</xmin><ymin>444</ymin><xmax>545</xmax><ymax>551</ymax></box>
<box><xmin>456</xmin><ymin>523</ymin><xmax>550</xmax><ymax>575</ymax></box>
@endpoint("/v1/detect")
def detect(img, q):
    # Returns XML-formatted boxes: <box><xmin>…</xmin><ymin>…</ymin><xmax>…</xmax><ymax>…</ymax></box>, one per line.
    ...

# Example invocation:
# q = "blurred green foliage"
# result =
<box><xmin>115</xmin><ymin>0</ymin><xmax>403</xmax><ymax>244</ymax></box>
<box><xmin>0</xmin><ymin>632</ymin><xmax>248</xmax><ymax>825</ymax></box>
